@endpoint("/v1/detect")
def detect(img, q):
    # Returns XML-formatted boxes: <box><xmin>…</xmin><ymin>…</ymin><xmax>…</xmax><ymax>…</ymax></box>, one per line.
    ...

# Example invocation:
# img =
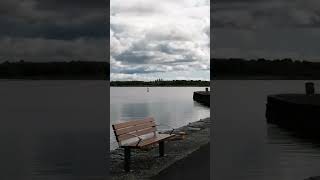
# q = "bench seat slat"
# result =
<box><xmin>113</xmin><ymin>117</ymin><xmax>155</xmax><ymax>130</ymax></box>
<box><xmin>117</xmin><ymin>127</ymin><xmax>157</xmax><ymax>142</ymax></box>
<box><xmin>115</xmin><ymin>121</ymin><xmax>156</xmax><ymax>136</ymax></box>
<box><xmin>122</xmin><ymin>134</ymin><xmax>175</xmax><ymax>148</ymax></box>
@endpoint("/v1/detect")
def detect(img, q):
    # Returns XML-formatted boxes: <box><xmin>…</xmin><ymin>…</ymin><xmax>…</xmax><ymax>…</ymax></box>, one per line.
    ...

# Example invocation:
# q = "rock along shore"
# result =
<box><xmin>110</xmin><ymin>117</ymin><xmax>211</xmax><ymax>180</ymax></box>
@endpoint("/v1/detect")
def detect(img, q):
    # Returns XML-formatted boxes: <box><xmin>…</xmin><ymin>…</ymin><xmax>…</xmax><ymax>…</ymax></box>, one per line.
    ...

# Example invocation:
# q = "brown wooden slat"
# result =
<box><xmin>123</xmin><ymin>134</ymin><xmax>175</xmax><ymax>148</ymax></box>
<box><xmin>117</xmin><ymin>127</ymin><xmax>157</xmax><ymax>142</ymax></box>
<box><xmin>138</xmin><ymin>134</ymin><xmax>174</xmax><ymax>147</ymax></box>
<box><xmin>113</xmin><ymin>117</ymin><xmax>155</xmax><ymax>130</ymax></box>
<box><xmin>114</xmin><ymin>121</ymin><xmax>156</xmax><ymax>136</ymax></box>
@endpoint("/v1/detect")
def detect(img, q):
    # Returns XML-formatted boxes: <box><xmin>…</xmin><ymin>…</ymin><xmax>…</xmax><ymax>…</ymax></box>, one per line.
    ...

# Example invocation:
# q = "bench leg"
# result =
<box><xmin>159</xmin><ymin>141</ymin><xmax>165</xmax><ymax>157</ymax></box>
<box><xmin>124</xmin><ymin>147</ymin><xmax>131</xmax><ymax>172</ymax></box>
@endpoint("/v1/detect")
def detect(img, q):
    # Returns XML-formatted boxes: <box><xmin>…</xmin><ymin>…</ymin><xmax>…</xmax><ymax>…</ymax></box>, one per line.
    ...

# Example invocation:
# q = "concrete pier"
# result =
<box><xmin>305</xmin><ymin>176</ymin><xmax>320</xmax><ymax>180</ymax></box>
<box><xmin>193</xmin><ymin>88</ymin><xmax>210</xmax><ymax>107</ymax></box>
<box><xmin>266</xmin><ymin>94</ymin><xmax>320</xmax><ymax>135</ymax></box>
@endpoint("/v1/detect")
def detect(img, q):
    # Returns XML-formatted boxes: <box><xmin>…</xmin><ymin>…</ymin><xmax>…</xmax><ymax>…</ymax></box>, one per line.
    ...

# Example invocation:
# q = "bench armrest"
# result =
<box><xmin>125</xmin><ymin>133</ymin><xmax>143</xmax><ymax>146</ymax></box>
<box><xmin>156</xmin><ymin>124</ymin><xmax>175</xmax><ymax>135</ymax></box>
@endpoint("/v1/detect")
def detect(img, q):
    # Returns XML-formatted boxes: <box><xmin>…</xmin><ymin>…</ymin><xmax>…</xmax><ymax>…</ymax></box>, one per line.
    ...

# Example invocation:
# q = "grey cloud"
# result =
<box><xmin>35</xmin><ymin>0</ymin><xmax>106</xmax><ymax>10</ymax></box>
<box><xmin>0</xmin><ymin>37</ymin><xmax>106</xmax><ymax>61</ymax></box>
<box><xmin>213</xmin><ymin>28</ymin><xmax>320</xmax><ymax>60</ymax></box>
<box><xmin>213</xmin><ymin>0</ymin><xmax>320</xmax><ymax>29</ymax></box>
<box><xmin>212</xmin><ymin>0</ymin><xmax>320</xmax><ymax>61</ymax></box>
<box><xmin>0</xmin><ymin>19</ymin><xmax>106</xmax><ymax>40</ymax></box>
<box><xmin>111</xmin><ymin>0</ymin><xmax>210</xmax><ymax>80</ymax></box>
<box><xmin>0</xmin><ymin>0</ymin><xmax>107</xmax><ymax>62</ymax></box>
<box><xmin>111</xmin><ymin>66</ymin><xmax>165</xmax><ymax>74</ymax></box>
<box><xmin>114</xmin><ymin>51</ymin><xmax>156</xmax><ymax>65</ymax></box>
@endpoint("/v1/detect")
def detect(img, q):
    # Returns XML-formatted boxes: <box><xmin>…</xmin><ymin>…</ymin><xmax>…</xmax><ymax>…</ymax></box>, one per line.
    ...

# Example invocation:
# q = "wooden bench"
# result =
<box><xmin>112</xmin><ymin>117</ymin><xmax>175</xmax><ymax>172</ymax></box>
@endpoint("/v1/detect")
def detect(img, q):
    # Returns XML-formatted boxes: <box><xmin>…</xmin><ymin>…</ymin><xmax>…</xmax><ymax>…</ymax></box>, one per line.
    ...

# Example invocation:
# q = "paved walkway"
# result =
<box><xmin>152</xmin><ymin>143</ymin><xmax>210</xmax><ymax>180</ymax></box>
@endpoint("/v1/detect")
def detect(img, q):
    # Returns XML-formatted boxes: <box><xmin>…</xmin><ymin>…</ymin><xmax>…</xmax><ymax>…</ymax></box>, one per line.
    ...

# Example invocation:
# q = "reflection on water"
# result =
<box><xmin>120</xmin><ymin>103</ymin><xmax>151</xmax><ymax>119</ymax></box>
<box><xmin>0</xmin><ymin>81</ymin><xmax>108</xmax><ymax>180</ymax></box>
<box><xmin>267</xmin><ymin>125</ymin><xmax>320</xmax><ymax>155</ymax></box>
<box><xmin>30</xmin><ymin>131</ymin><xmax>107</xmax><ymax>180</ymax></box>
<box><xmin>110</xmin><ymin>87</ymin><xmax>210</xmax><ymax>150</ymax></box>
<box><xmin>213</xmin><ymin>80</ymin><xmax>320</xmax><ymax>180</ymax></box>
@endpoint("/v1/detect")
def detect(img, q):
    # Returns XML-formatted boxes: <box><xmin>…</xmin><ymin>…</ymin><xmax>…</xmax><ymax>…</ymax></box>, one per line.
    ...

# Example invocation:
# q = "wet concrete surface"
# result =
<box><xmin>151</xmin><ymin>143</ymin><xmax>210</xmax><ymax>180</ymax></box>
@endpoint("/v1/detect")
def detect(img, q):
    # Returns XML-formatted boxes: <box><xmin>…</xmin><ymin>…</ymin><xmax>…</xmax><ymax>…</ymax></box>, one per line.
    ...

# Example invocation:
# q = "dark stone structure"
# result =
<box><xmin>305</xmin><ymin>176</ymin><xmax>320</xmax><ymax>180</ymax></box>
<box><xmin>193</xmin><ymin>88</ymin><xmax>210</xmax><ymax>107</ymax></box>
<box><xmin>305</xmin><ymin>82</ymin><xmax>315</xmax><ymax>95</ymax></box>
<box><xmin>266</xmin><ymin>94</ymin><xmax>320</xmax><ymax>136</ymax></box>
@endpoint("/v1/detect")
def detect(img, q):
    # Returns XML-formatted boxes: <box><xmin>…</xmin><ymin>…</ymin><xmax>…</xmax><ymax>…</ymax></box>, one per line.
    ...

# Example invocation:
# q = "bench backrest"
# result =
<box><xmin>112</xmin><ymin>117</ymin><xmax>157</xmax><ymax>145</ymax></box>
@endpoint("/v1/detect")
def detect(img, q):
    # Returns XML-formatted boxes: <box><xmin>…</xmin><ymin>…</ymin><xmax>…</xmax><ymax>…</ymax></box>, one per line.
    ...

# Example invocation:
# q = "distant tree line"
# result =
<box><xmin>212</xmin><ymin>58</ymin><xmax>320</xmax><ymax>79</ymax></box>
<box><xmin>0</xmin><ymin>61</ymin><xmax>109</xmax><ymax>80</ymax></box>
<box><xmin>3</xmin><ymin>58</ymin><xmax>320</xmax><ymax>80</ymax></box>
<box><xmin>110</xmin><ymin>80</ymin><xmax>210</xmax><ymax>86</ymax></box>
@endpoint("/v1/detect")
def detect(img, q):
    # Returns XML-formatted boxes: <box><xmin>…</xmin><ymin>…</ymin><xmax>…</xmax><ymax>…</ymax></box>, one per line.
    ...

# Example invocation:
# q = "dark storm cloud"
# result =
<box><xmin>0</xmin><ymin>0</ymin><xmax>107</xmax><ymax>62</ymax></box>
<box><xmin>0</xmin><ymin>0</ymin><xmax>106</xmax><ymax>39</ymax></box>
<box><xmin>0</xmin><ymin>19</ymin><xmax>106</xmax><ymax>40</ymax></box>
<box><xmin>35</xmin><ymin>0</ymin><xmax>106</xmax><ymax>10</ymax></box>
<box><xmin>213</xmin><ymin>0</ymin><xmax>313</xmax><ymax>29</ymax></box>
<box><xmin>212</xmin><ymin>0</ymin><xmax>320</xmax><ymax>61</ymax></box>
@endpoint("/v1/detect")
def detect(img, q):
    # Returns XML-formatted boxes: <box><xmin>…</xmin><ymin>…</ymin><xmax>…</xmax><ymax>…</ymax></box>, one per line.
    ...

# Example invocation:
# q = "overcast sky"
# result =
<box><xmin>5</xmin><ymin>0</ymin><xmax>319</xmax><ymax>80</ymax></box>
<box><xmin>213</xmin><ymin>0</ymin><xmax>320</xmax><ymax>61</ymax></box>
<box><xmin>0</xmin><ymin>0</ymin><xmax>106</xmax><ymax>62</ymax></box>
<box><xmin>110</xmin><ymin>0</ymin><xmax>210</xmax><ymax>81</ymax></box>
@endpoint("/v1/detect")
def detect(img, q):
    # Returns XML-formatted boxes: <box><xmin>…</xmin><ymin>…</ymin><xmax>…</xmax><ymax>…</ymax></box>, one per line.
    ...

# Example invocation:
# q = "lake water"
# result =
<box><xmin>0</xmin><ymin>80</ymin><xmax>108</xmax><ymax>180</ymax></box>
<box><xmin>4</xmin><ymin>80</ymin><xmax>318</xmax><ymax>179</ymax></box>
<box><xmin>110</xmin><ymin>87</ymin><xmax>210</xmax><ymax>150</ymax></box>
<box><xmin>213</xmin><ymin>80</ymin><xmax>320</xmax><ymax>180</ymax></box>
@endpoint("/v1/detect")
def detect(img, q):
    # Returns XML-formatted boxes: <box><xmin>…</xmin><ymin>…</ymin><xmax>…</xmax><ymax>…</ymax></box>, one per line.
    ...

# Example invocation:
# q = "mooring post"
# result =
<box><xmin>305</xmin><ymin>82</ymin><xmax>315</xmax><ymax>96</ymax></box>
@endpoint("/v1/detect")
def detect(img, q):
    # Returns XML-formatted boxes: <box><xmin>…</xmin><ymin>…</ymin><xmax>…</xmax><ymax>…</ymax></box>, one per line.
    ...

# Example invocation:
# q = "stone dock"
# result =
<box><xmin>266</xmin><ymin>83</ymin><xmax>320</xmax><ymax>180</ymax></box>
<box><xmin>110</xmin><ymin>117</ymin><xmax>210</xmax><ymax>180</ymax></box>
<box><xmin>193</xmin><ymin>89</ymin><xmax>210</xmax><ymax>107</ymax></box>
<box><xmin>266</xmin><ymin>94</ymin><xmax>320</xmax><ymax>136</ymax></box>
<box><xmin>305</xmin><ymin>177</ymin><xmax>320</xmax><ymax>180</ymax></box>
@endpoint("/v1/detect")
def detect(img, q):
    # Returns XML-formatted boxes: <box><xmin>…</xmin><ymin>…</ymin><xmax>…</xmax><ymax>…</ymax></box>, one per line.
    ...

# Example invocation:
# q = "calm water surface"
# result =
<box><xmin>110</xmin><ymin>87</ymin><xmax>210</xmax><ymax>150</ymax></box>
<box><xmin>0</xmin><ymin>80</ymin><xmax>108</xmax><ymax>180</ymax></box>
<box><xmin>213</xmin><ymin>80</ymin><xmax>320</xmax><ymax>180</ymax></box>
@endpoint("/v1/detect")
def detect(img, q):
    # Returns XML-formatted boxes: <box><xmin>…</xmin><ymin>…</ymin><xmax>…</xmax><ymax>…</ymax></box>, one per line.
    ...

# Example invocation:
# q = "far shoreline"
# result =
<box><xmin>213</xmin><ymin>76</ymin><xmax>320</xmax><ymax>80</ymax></box>
<box><xmin>2</xmin><ymin>77</ymin><xmax>320</xmax><ymax>81</ymax></box>
<box><xmin>110</xmin><ymin>85</ymin><xmax>210</xmax><ymax>87</ymax></box>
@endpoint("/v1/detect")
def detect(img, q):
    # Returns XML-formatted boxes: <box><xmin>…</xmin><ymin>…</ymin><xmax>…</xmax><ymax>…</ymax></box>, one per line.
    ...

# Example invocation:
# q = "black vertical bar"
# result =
<box><xmin>124</xmin><ymin>147</ymin><xmax>131</xmax><ymax>172</ymax></box>
<box><xmin>159</xmin><ymin>141</ymin><xmax>165</xmax><ymax>157</ymax></box>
